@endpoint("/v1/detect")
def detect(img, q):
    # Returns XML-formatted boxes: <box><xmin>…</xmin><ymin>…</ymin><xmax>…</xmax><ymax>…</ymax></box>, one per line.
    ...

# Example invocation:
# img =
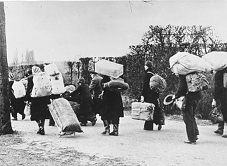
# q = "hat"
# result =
<box><xmin>145</xmin><ymin>61</ymin><xmax>153</xmax><ymax>68</ymax></box>
<box><xmin>163</xmin><ymin>94</ymin><xmax>175</xmax><ymax>106</ymax></box>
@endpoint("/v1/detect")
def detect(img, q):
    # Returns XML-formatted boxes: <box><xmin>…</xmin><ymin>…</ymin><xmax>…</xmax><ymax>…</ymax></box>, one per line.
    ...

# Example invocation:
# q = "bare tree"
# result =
<box><xmin>0</xmin><ymin>2</ymin><xmax>13</xmax><ymax>135</ymax></box>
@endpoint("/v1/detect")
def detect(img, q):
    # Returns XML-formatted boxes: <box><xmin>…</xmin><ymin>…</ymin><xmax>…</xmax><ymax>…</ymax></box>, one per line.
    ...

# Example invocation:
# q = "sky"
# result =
<box><xmin>4</xmin><ymin>0</ymin><xmax>227</xmax><ymax>63</ymax></box>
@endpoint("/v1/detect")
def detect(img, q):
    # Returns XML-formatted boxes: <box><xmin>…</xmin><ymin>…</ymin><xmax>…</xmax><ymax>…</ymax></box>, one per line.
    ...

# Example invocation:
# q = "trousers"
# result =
<box><xmin>182</xmin><ymin>99</ymin><xmax>199</xmax><ymax>142</ymax></box>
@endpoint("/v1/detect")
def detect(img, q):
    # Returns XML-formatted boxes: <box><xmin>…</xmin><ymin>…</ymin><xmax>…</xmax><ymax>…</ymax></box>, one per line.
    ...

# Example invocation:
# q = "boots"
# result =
<box><xmin>109</xmin><ymin>124</ymin><xmax>119</xmax><ymax>136</ymax></box>
<box><xmin>102</xmin><ymin>120</ymin><xmax>110</xmax><ymax>135</ymax></box>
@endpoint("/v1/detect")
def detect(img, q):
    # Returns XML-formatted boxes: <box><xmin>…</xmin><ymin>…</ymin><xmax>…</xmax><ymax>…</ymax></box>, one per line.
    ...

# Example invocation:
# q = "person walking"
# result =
<box><xmin>25</xmin><ymin>66</ymin><xmax>51</xmax><ymax>135</ymax></box>
<box><xmin>99</xmin><ymin>75</ymin><xmax>124</xmax><ymax>136</ymax></box>
<box><xmin>140</xmin><ymin>61</ymin><xmax>164</xmax><ymax>130</ymax></box>
<box><xmin>9</xmin><ymin>73</ymin><xmax>26</xmax><ymax>121</ymax></box>
<box><xmin>174</xmin><ymin>74</ymin><xmax>201</xmax><ymax>144</ymax></box>
<box><xmin>212</xmin><ymin>67</ymin><xmax>227</xmax><ymax>137</ymax></box>
<box><xmin>69</xmin><ymin>77</ymin><xmax>97</xmax><ymax>126</ymax></box>
<box><xmin>89</xmin><ymin>71</ymin><xmax>103</xmax><ymax>115</ymax></box>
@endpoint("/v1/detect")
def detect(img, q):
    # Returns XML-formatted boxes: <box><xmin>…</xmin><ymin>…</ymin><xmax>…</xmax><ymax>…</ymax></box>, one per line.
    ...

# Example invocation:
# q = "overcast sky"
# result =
<box><xmin>4</xmin><ymin>0</ymin><xmax>227</xmax><ymax>63</ymax></box>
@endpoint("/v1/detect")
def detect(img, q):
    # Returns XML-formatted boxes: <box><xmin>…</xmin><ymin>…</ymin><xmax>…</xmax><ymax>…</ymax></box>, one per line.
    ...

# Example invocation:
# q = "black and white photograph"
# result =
<box><xmin>1</xmin><ymin>0</ymin><xmax>227</xmax><ymax>165</ymax></box>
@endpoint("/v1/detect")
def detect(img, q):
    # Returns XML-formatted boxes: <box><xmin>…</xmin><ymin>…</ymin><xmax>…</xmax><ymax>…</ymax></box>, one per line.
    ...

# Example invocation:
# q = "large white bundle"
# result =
<box><xmin>12</xmin><ymin>80</ymin><xmax>26</xmax><ymax>98</ymax></box>
<box><xmin>202</xmin><ymin>51</ymin><xmax>227</xmax><ymax>71</ymax></box>
<box><xmin>95</xmin><ymin>59</ymin><xmax>123</xmax><ymax>78</ymax></box>
<box><xmin>169</xmin><ymin>52</ymin><xmax>213</xmax><ymax>75</ymax></box>
<box><xmin>31</xmin><ymin>72</ymin><xmax>52</xmax><ymax>97</ymax></box>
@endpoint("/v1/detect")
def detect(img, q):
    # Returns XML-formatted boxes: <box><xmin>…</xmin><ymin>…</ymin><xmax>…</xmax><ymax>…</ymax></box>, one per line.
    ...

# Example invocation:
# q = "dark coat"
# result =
<box><xmin>214</xmin><ymin>68</ymin><xmax>227</xmax><ymax>100</ymax></box>
<box><xmin>70</xmin><ymin>83</ymin><xmax>93</xmax><ymax>114</ymax></box>
<box><xmin>26</xmin><ymin>76</ymin><xmax>50</xmax><ymax>121</ymax></box>
<box><xmin>141</xmin><ymin>68</ymin><xmax>159</xmax><ymax>103</ymax></box>
<box><xmin>9</xmin><ymin>80</ymin><xmax>26</xmax><ymax>116</ymax></box>
<box><xmin>99</xmin><ymin>76</ymin><xmax>124</xmax><ymax>121</ymax></box>
<box><xmin>141</xmin><ymin>68</ymin><xmax>164</xmax><ymax>124</ymax></box>
<box><xmin>175</xmin><ymin>75</ymin><xmax>202</xmax><ymax>101</ymax></box>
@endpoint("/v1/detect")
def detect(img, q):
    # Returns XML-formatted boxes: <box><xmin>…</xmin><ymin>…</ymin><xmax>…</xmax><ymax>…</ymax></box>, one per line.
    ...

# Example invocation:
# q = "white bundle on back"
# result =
<box><xmin>202</xmin><ymin>51</ymin><xmax>227</xmax><ymax>71</ymax></box>
<box><xmin>44</xmin><ymin>63</ymin><xmax>65</xmax><ymax>95</ymax></box>
<box><xmin>169</xmin><ymin>52</ymin><xmax>213</xmax><ymax>75</ymax></box>
<box><xmin>31</xmin><ymin>72</ymin><xmax>52</xmax><ymax>97</ymax></box>
<box><xmin>12</xmin><ymin>80</ymin><xmax>26</xmax><ymax>98</ymax></box>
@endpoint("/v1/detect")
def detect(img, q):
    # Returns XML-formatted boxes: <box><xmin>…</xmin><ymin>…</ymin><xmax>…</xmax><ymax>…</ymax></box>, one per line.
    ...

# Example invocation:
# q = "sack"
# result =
<box><xmin>131</xmin><ymin>102</ymin><xmax>155</xmax><ymax>121</ymax></box>
<box><xmin>49</xmin><ymin>73</ymin><xmax>65</xmax><ymax>95</ymax></box>
<box><xmin>44</xmin><ymin>63</ymin><xmax>60</xmax><ymax>76</ymax></box>
<box><xmin>48</xmin><ymin>98</ymin><xmax>83</xmax><ymax>133</ymax></box>
<box><xmin>209</xmin><ymin>107</ymin><xmax>223</xmax><ymax>124</ymax></box>
<box><xmin>202</xmin><ymin>51</ymin><xmax>227</xmax><ymax>71</ymax></box>
<box><xmin>31</xmin><ymin>72</ymin><xmax>52</xmax><ymax>97</ymax></box>
<box><xmin>24</xmin><ymin>102</ymin><xmax>31</xmax><ymax>116</ymax></box>
<box><xmin>186</xmin><ymin>73</ymin><xmax>209</xmax><ymax>92</ymax></box>
<box><xmin>95</xmin><ymin>59</ymin><xmax>123</xmax><ymax>78</ymax></box>
<box><xmin>170</xmin><ymin>52</ymin><xmax>213</xmax><ymax>75</ymax></box>
<box><xmin>12</xmin><ymin>80</ymin><xmax>26</xmax><ymax>98</ymax></box>
<box><xmin>149</xmin><ymin>74</ymin><xmax>167</xmax><ymax>93</ymax></box>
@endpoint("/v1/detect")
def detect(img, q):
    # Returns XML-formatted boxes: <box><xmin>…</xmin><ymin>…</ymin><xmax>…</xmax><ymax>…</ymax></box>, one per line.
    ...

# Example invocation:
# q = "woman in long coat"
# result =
<box><xmin>69</xmin><ymin>77</ymin><xmax>96</xmax><ymax>126</ymax></box>
<box><xmin>9</xmin><ymin>73</ymin><xmax>26</xmax><ymax>120</ymax></box>
<box><xmin>141</xmin><ymin>61</ymin><xmax>164</xmax><ymax>130</ymax></box>
<box><xmin>99</xmin><ymin>75</ymin><xmax>124</xmax><ymax>136</ymax></box>
<box><xmin>26</xmin><ymin>66</ymin><xmax>51</xmax><ymax>135</ymax></box>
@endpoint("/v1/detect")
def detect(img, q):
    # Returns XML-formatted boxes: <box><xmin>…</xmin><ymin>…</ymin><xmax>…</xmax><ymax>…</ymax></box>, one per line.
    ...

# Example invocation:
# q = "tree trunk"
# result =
<box><xmin>0</xmin><ymin>2</ymin><xmax>13</xmax><ymax>135</ymax></box>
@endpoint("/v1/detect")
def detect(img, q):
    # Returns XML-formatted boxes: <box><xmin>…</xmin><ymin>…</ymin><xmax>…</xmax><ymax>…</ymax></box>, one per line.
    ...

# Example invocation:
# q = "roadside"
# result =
<box><xmin>1</xmin><ymin>113</ymin><xmax>227</xmax><ymax>166</ymax></box>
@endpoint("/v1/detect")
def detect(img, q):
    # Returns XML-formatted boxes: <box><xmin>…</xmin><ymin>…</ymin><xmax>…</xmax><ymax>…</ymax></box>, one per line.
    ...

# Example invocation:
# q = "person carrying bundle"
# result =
<box><xmin>25</xmin><ymin>65</ymin><xmax>51</xmax><ymax>135</ymax></box>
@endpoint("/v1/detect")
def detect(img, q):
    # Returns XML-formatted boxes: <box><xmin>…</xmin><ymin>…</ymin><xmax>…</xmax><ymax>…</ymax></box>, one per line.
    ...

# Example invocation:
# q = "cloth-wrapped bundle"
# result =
<box><xmin>169</xmin><ymin>52</ymin><xmax>213</xmax><ymax>75</ymax></box>
<box><xmin>149</xmin><ymin>74</ymin><xmax>167</xmax><ymax>93</ymax></box>
<box><xmin>31</xmin><ymin>72</ymin><xmax>52</xmax><ymax>97</ymax></box>
<box><xmin>202</xmin><ymin>51</ymin><xmax>227</xmax><ymax>71</ymax></box>
<box><xmin>48</xmin><ymin>98</ymin><xmax>83</xmax><ymax>133</ymax></box>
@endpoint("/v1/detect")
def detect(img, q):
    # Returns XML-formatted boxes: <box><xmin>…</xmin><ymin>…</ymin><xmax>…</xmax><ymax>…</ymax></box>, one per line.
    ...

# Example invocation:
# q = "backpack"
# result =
<box><xmin>186</xmin><ymin>72</ymin><xmax>209</xmax><ymax>92</ymax></box>
<box><xmin>149</xmin><ymin>74</ymin><xmax>167</xmax><ymax>93</ymax></box>
<box><xmin>12</xmin><ymin>80</ymin><xmax>26</xmax><ymax>98</ymax></box>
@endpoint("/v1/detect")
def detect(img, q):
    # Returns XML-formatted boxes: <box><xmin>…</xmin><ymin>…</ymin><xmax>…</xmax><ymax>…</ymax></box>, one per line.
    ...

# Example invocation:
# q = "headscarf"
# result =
<box><xmin>32</xmin><ymin>66</ymin><xmax>41</xmax><ymax>75</ymax></box>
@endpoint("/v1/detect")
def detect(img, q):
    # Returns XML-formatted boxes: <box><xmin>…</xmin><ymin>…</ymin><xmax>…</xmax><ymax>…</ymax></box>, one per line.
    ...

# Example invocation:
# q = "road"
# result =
<box><xmin>8</xmin><ymin>113</ymin><xmax>227</xmax><ymax>166</ymax></box>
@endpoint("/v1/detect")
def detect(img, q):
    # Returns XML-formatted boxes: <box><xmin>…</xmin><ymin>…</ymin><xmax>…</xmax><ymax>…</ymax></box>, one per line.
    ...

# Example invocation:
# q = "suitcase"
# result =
<box><xmin>131</xmin><ymin>102</ymin><xmax>155</xmax><ymax>121</ymax></box>
<box><xmin>95</xmin><ymin>59</ymin><xmax>123</xmax><ymax>78</ymax></box>
<box><xmin>48</xmin><ymin>98</ymin><xmax>83</xmax><ymax>137</ymax></box>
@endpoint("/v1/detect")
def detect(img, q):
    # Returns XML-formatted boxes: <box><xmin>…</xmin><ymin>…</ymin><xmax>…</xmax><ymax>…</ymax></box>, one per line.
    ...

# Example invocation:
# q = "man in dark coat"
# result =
<box><xmin>141</xmin><ymin>61</ymin><xmax>164</xmax><ymax>130</ymax></box>
<box><xmin>212</xmin><ymin>67</ymin><xmax>227</xmax><ymax>137</ymax></box>
<box><xmin>70</xmin><ymin>77</ymin><xmax>96</xmax><ymax>126</ymax></box>
<box><xmin>174</xmin><ymin>74</ymin><xmax>202</xmax><ymax>144</ymax></box>
<box><xmin>89</xmin><ymin>71</ymin><xmax>103</xmax><ymax>115</ymax></box>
